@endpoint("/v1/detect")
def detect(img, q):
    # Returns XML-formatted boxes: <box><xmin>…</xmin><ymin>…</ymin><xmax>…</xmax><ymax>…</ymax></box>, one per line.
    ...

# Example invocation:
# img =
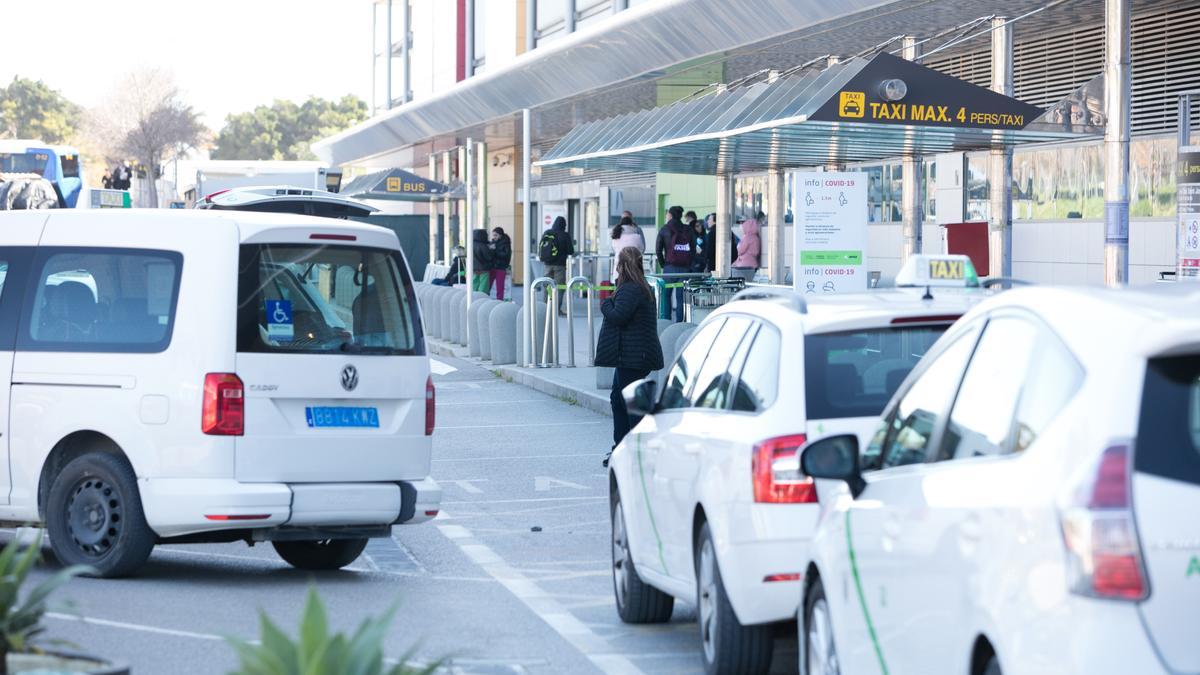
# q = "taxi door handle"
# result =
<box><xmin>682</xmin><ymin>443</ymin><xmax>702</xmax><ymax>455</ymax></box>
<box><xmin>959</xmin><ymin>514</ymin><xmax>983</xmax><ymax>542</ymax></box>
<box><xmin>883</xmin><ymin>516</ymin><xmax>901</xmax><ymax>539</ymax></box>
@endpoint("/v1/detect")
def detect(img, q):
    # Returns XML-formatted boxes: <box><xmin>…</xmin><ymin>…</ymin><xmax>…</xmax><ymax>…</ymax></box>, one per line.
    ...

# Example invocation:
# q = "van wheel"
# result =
<box><xmin>47</xmin><ymin>452</ymin><xmax>156</xmax><ymax>578</ymax></box>
<box><xmin>982</xmin><ymin>655</ymin><xmax>1001</xmax><ymax>675</ymax></box>
<box><xmin>803</xmin><ymin>578</ymin><xmax>839</xmax><ymax>675</ymax></box>
<box><xmin>696</xmin><ymin>523</ymin><xmax>772</xmax><ymax>675</ymax></box>
<box><xmin>612</xmin><ymin>494</ymin><xmax>673</xmax><ymax>623</ymax></box>
<box><xmin>273</xmin><ymin>538</ymin><xmax>368</xmax><ymax>570</ymax></box>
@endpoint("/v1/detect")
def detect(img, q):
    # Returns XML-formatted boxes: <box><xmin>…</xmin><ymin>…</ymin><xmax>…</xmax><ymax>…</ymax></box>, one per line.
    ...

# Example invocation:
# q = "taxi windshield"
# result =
<box><xmin>804</xmin><ymin>325</ymin><xmax>947</xmax><ymax>419</ymax></box>
<box><xmin>236</xmin><ymin>243</ymin><xmax>423</xmax><ymax>355</ymax></box>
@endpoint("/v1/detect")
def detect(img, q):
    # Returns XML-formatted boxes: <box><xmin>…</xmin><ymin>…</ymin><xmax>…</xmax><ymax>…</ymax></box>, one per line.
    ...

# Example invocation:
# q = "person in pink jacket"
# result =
<box><xmin>732</xmin><ymin>212</ymin><xmax>762</xmax><ymax>280</ymax></box>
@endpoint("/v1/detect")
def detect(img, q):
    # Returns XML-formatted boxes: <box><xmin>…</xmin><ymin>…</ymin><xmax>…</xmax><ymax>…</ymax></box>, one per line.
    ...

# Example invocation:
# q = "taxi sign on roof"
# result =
<box><xmin>895</xmin><ymin>254</ymin><xmax>980</xmax><ymax>288</ymax></box>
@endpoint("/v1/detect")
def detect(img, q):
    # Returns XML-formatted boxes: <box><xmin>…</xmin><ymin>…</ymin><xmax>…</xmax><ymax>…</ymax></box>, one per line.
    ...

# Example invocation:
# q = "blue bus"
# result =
<box><xmin>0</xmin><ymin>140</ymin><xmax>83</xmax><ymax>207</ymax></box>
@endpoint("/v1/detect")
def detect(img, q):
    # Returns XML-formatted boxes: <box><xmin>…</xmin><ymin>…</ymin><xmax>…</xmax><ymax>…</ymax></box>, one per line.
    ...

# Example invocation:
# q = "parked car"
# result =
<box><xmin>799</xmin><ymin>284</ymin><xmax>1200</xmax><ymax>675</ymax></box>
<box><xmin>608</xmin><ymin>259</ymin><xmax>988</xmax><ymax>674</ymax></box>
<box><xmin>0</xmin><ymin>209</ymin><xmax>439</xmax><ymax>577</ymax></box>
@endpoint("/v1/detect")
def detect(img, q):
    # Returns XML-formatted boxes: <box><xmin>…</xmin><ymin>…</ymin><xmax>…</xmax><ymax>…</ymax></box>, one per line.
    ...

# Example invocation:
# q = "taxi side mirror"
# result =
<box><xmin>801</xmin><ymin>434</ymin><xmax>866</xmax><ymax>499</ymax></box>
<box><xmin>622</xmin><ymin>378</ymin><xmax>658</xmax><ymax>417</ymax></box>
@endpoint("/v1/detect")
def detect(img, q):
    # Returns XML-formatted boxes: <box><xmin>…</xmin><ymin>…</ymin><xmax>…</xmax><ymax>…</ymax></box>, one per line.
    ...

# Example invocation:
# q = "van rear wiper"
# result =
<box><xmin>338</xmin><ymin>341</ymin><xmax>393</xmax><ymax>354</ymax></box>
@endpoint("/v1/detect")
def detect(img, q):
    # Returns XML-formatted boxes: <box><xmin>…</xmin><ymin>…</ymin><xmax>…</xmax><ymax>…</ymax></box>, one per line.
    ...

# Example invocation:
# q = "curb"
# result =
<box><xmin>495</xmin><ymin>365</ymin><xmax>612</xmax><ymax>417</ymax></box>
<box><xmin>426</xmin><ymin>337</ymin><xmax>471</xmax><ymax>359</ymax></box>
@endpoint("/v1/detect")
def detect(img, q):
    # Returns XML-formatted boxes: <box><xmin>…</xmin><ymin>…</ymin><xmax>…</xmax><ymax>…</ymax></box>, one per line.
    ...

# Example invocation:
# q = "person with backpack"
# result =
<box><xmin>596</xmin><ymin>246</ymin><xmax>664</xmax><ymax>464</ymax></box>
<box><xmin>488</xmin><ymin>227</ymin><xmax>512</xmax><ymax>300</ymax></box>
<box><xmin>471</xmin><ymin>229</ymin><xmax>494</xmax><ymax>293</ymax></box>
<box><xmin>538</xmin><ymin>216</ymin><xmax>574</xmax><ymax>314</ymax></box>
<box><xmin>654</xmin><ymin>205</ymin><xmax>693</xmax><ymax>322</ymax></box>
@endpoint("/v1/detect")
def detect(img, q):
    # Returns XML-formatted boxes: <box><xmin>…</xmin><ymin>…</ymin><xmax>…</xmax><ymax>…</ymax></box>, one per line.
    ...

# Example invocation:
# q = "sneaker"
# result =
<box><xmin>601</xmin><ymin>450</ymin><xmax>613</xmax><ymax>468</ymax></box>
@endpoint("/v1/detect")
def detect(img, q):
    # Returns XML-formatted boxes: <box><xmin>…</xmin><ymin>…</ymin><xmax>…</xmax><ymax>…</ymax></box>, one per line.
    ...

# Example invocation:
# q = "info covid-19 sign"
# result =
<box><xmin>793</xmin><ymin>172</ymin><xmax>868</xmax><ymax>294</ymax></box>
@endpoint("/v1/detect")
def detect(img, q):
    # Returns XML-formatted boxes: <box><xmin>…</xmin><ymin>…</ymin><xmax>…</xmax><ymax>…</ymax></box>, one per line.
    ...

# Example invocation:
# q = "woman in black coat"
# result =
<box><xmin>596</xmin><ymin>247</ymin><xmax>665</xmax><ymax>453</ymax></box>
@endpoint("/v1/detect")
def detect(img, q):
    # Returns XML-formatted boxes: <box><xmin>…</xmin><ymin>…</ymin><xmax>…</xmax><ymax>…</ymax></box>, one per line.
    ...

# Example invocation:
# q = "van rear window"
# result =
<box><xmin>1136</xmin><ymin>354</ymin><xmax>1200</xmax><ymax>486</ymax></box>
<box><xmin>237</xmin><ymin>244</ymin><xmax>423</xmax><ymax>356</ymax></box>
<box><xmin>804</xmin><ymin>326</ymin><xmax>948</xmax><ymax>420</ymax></box>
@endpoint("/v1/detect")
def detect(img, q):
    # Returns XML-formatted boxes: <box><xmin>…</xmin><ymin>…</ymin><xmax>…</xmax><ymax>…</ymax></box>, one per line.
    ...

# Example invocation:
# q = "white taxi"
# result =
<box><xmin>608</xmin><ymin>256</ymin><xmax>987</xmax><ymax>674</ymax></box>
<box><xmin>798</xmin><ymin>284</ymin><xmax>1200</xmax><ymax>675</ymax></box>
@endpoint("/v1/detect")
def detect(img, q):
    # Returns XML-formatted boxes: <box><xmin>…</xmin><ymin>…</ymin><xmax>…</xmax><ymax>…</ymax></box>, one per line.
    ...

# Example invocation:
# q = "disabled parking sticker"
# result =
<box><xmin>266</xmin><ymin>300</ymin><xmax>294</xmax><ymax>341</ymax></box>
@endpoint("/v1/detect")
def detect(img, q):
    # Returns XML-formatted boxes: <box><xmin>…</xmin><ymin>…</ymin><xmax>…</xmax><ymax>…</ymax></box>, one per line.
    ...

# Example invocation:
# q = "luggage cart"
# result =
<box><xmin>683</xmin><ymin>277</ymin><xmax>746</xmax><ymax>324</ymax></box>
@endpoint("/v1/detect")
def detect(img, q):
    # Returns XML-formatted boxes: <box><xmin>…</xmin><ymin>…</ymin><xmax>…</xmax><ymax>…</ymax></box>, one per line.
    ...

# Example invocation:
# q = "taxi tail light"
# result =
<box><xmin>202</xmin><ymin>373</ymin><xmax>244</xmax><ymax>436</ymax></box>
<box><xmin>425</xmin><ymin>376</ymin><xmax>435</xmax><ymax>436</ymax></box>
<box><xmin>1060</xmin><ymin>444</ymin><xmax>1148</xmax><ymax>601</ymax></box>
<box><xmin>752</xmin><ymin>434</ymin><xmax>816</xmax><ymax>504</ymax></box>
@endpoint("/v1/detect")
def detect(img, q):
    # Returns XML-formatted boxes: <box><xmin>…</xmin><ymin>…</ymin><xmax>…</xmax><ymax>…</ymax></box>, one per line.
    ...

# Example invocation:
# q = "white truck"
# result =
<box><xmin>186</xmin><ymin>161</ymin><xmax>343</xmax><ymax>205</ymax></box>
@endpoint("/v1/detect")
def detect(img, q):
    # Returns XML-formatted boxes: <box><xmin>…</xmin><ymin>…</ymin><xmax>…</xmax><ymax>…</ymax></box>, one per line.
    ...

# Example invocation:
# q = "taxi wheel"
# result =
<box><xmin>611</xmin><ymin>494</ymin><xmax>674</xmax><ymax>623</ymax></box>
<box><xmin>983</xmin><ymin>655</ymin><xmax>1002</xmax><ymax>675</ymax></box>
<box><xmin>273</xmin><ymin>538</ymin><xmax>368</xmax><ymax>570</ymax></box>
<box><xmin>803</xmin><ymin>579</ymin><xmax>840</xmax><ymax>675</ymax></box>
<box><xmin>47</xmin><ymin>452</ymin><xmax>156</xmax><ymax>578</ymax></box>
<box><xmin>695</xmin><ymin>523</ymin><xmax>772</xmax><ymax>675</ymax></box>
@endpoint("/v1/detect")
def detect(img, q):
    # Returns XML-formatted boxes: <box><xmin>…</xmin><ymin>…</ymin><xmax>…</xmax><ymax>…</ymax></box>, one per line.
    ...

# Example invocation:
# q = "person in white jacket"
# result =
<box><xmin>610</xmin><ymin>212</ymin><xmax>645</xmax><ymax>281</ymax></box>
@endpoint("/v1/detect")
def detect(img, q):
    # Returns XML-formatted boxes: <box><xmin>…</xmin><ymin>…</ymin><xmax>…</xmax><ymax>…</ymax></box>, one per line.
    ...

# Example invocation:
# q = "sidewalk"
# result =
<box><xmin>425</xmin><ymin>310</ymin><xmax>615</xmax><ymax>417</ymax></box>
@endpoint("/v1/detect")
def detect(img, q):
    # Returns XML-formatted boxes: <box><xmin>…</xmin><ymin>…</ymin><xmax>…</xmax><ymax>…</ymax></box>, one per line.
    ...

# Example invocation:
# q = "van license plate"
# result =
<box><xmin>305</xmin><ymin>407</ymin><xmax>379</xmax><ymax>428</ymax></box>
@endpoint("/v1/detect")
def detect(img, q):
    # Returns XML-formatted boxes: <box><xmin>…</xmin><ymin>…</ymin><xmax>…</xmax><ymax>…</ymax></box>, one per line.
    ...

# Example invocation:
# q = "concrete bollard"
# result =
<box><xmin>515</xmin><ymin>302</ymin><xmax>548</xmax><ymax>367</ymax></box>
<box><xmin>466</xmin><ymin>294</ymin><xmax>493</xmax><ymax>357</ymax></box>
<box><xmin>438</xmin><ymin>288</ymin><xmax>458</xmax><ymax>340</ymax></box>
<box><xmin>451</xmin><ymin>292</ymin><xmax>468</xmax><ymax>345</ymax></box>
<box><xmin>489</xmin><ymin>302</ymin><xmax>520</xmax><ymax>365</ymax></box>
<box><xmin>655</xmin><ymin>322</ymin><xmax>696</xmax><ymax>385</ymax></box>
<box><xmin>476</xmin><ymin>300</ymin><xmax>502</xmax><ymax>360</ymax></box>
<box><xmin>656</xmin><ymin>319</ymin><xmax>674</xmax><ymax>336</ymax></box>
<box><xmin>422</xmin><ymin>286</ymin><xmax>442</xmax><ymax>336</ymax></box>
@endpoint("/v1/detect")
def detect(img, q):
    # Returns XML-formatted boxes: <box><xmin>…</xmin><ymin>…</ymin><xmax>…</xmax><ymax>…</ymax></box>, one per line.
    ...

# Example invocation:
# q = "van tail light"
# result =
<box><xmin>425</xmin><ymin>376</ymin><xmax>435</xmax><ymax>436</ymax></box>
<box><xmin>1060</xmin><ymin>443</ymin><xmax>1148</xmax><ymax>600</ymax></box>
<box><xmin>752</xmin><ymin>434</ymin><xmax>816</xmax><ymax>504</ymax></box>
<box><xmin>202</xmin><ymin>373</ymin><xmax>244</xmax><ymax>436</ymax></box>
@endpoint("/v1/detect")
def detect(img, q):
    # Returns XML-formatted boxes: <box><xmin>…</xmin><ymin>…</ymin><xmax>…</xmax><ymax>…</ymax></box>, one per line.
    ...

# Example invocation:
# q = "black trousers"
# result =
<box><xmin>611</xmin><ymin>367</ymin><xmax>651</xmax><ymax>447</ymax></box>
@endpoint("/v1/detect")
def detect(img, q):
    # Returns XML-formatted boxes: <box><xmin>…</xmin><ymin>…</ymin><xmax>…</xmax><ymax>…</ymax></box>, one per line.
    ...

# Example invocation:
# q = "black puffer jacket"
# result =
<box><xmin>595</xmin><ymin>282</ymin><xmax>664</xmax><ymax>371</ymax></box>
<box><xmin>491</xmin><ymin>234</ymin><xmax>513</xmax><ymax>268</ymax></box>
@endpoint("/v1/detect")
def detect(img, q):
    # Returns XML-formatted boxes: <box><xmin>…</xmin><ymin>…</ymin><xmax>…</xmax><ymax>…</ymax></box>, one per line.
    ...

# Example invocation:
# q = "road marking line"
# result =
<box><xmin>534</xmin><ymin>476</ymin><xmax>590</xmax><ymax>492</ymax></box>
<box><xmin>438</xmin><ymin>421</ymin><xmax>606</xmax><ymax>429</ymax></box>
<box><xmin>442</xmin><ymin>496</ymin><xmax>606</xmax><ymax>505</ymax></box>
<box><xmin>445</xmin><ymin>478</ymin><xmax>489</xmax><ymax>494</ymax></box>
<box><xmin>46</xmin><ymin>612</ymin><xmax>227</xmax><ymax>642</ymax></box>
<box><xmin>437</xmin><ymin>513</ymin><xmax>646</xmax><ymax>675</ymax></box>
<box><xmin>437</xmin><ymin>399</ymin><xmax>547</xmax><ymax>406</ymax></box>
<box><xmin>430</xmin><ymin>358</ymin><xmax>457</xmax><ymax>375</ymax></box>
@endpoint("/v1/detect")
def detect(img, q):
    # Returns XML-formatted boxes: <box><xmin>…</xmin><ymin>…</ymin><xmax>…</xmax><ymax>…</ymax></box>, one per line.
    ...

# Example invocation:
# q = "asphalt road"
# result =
<box><xmin>25</xmin><ymin>355</ymin><xmax>798</xmax><ymax>674</ymax></box>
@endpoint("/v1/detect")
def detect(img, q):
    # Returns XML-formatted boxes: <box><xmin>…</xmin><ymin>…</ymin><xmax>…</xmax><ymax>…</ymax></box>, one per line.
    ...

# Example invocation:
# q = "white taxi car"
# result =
<box><xmin>608</xmin><ymin>256</ymin><xmax>987</xmax><ymax>674</ymax></box>
<box><xmin>799</xmin><ymin>284</ymin><xmax>1200</xmax><ymax>675</ymax></box>
<box><xmin>0</xmin><ymin>209</ymin><xmax>439</xmax><ymax>578</ymax></box>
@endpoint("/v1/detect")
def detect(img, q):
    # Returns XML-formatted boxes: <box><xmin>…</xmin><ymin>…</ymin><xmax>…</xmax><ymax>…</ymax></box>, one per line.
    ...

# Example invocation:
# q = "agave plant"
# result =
<box><xmin>0</xmin><ymin>530</ymin><xmax>92</xmax><ymax>675</ymax></box>
<box><xmin>227</xmin><ymin>587</ymin><xmax>439</xmax><ymax>675</ymax></box>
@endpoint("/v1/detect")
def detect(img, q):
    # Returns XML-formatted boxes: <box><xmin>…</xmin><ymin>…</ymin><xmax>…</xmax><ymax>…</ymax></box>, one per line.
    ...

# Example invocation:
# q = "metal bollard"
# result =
<box><xmin>565</xmin><ymin>276</ymin><xmax>594</xmax><ymax>367</ymax></box>
<box><xmin>529</xmin><ymin>276</ymin><xmax>558</xmax><ymax>367</ymax></box>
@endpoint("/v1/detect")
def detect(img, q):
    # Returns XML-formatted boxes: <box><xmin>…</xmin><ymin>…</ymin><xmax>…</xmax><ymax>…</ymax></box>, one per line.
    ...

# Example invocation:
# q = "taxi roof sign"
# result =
<box><xmin>895</xmin><ymin>254</ymin><xmax>980</xmax><ymax>288</ymax></box>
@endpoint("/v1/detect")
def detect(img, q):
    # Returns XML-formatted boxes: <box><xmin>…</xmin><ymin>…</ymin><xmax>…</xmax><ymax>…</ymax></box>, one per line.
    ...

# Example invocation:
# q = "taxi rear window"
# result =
<box><xmin>236</xmin><ymin>243</ymin><xmax>423</xmax><ymax>356</ymax></box>
<box><xmin>1135</xmin><ymin>354</ymin><xmax>1200</xmax><ymax>486</ymax></box>
<box><xmin>804</xmin><ymin>326</ymin><xmax>947</xmax><ymax>420</ymax></box>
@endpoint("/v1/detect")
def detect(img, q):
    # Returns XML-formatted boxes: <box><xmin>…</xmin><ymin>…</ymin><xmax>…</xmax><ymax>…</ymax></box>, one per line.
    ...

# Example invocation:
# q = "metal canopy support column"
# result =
<box><xmin>458</xmin><ymin>145</ymin><xmax>468</xmax><ymax>249</ymax></box>
<box><xmin>400</xmin><ymin>0</ymin><xmax>411</xmax><ymax>103</ymax></box>
<box><xmin>465</xmin><ymin>0</ymin><xmax>475</xmax><ymax>78</ymax></box>
<box><xmin>442</xmin><ymin>151</ymin><xmax>453</xmax><ymax>263</ymax></box>
<box><xmin>429</xmin><ymin>154</ymin><xmax>439</xmax><ymax>264</ymax></box>
<box><xmin>901</xmin><ymin>36</ymin><xmax>923</xmax><ymax>264</ymax></box>
<box><xmin>385</xmin><ymin>0</ymin><xmax>393</xmax><ymax>109</ymax></box>
<box><xmin>477</xmin><ymin>141</ymin><xmax>488</xmax><ymax>234</ymax></box>
<box><xmin>715</xmin><ymin>174</ymin><xmax>734</xmax><ymax>278</ymax></box>
<box><xmin>565</xmin><ymin>0</ymin><xmax>577</xmax><ymax>34</ymax></box>
<box><xmin>522</xmin><ymin>109</ymin><xmax>534</xmax><ymax>366</ymax></box>
<box><xmin>989</xmin><ymin>17</ymin><xmax>1014</xmax><ymax>279</ymax></box>
<box><xmin>613</xmin><ymin>0</ymin><xmax>628</xmax><ymax>11</ymax></box>
<box><xmin>1104</xmin><ymin>0</ymin><xmax>1131</xmax><ymax>286</ymax></box>
<box><xmin>465</xmin><ymin>139</ymin><xmax>475</xmax><ymax>352</ymax></box>
<box><xmin>766</xmin><ymin>169</ymin><xmax>786</xmax><ymax>284</ymax></box>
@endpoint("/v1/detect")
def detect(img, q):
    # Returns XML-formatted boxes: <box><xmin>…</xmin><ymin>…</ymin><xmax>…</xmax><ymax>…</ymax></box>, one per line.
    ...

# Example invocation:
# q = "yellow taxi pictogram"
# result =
<box><xmin>839</xmin><ymin>91</ymin><xmax>866</xmax><ymax>119</ymax></box>
<box><xmin>386</xmin><ymin>177</ymin><xmax>402</xmax><ymax>192</ymax></box>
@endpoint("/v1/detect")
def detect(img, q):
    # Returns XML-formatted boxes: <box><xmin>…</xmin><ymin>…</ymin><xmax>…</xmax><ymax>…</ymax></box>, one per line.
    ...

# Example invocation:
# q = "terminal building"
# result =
<box><xmin>314</xmin><ymin>0</ymin><xmax>1199</xmax><ymax>286</ymax></box>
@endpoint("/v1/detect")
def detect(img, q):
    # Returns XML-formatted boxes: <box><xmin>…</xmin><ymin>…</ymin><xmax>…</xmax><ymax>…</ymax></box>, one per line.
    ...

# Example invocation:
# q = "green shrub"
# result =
<box><xmin>227</xmin><ymin>587</ymin><xmax>438</xmax><ymax>675</ymax></box>
<box><xmin>0</xmin><ymin>530</ymin><xmax>92</xmax><ymax>675</ymax></box>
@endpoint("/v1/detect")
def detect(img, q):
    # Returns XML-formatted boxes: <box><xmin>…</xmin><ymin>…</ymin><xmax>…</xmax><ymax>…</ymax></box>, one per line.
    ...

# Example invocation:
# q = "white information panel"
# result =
<box><xmin>793</xmin><ymin>172</ymin><xmax>869</xmax><ymax>293</ymax></box>
<box><xmin>541</xmin><ymin>201</ymin><xmax>568</xmax><ymax>232</ymax></box>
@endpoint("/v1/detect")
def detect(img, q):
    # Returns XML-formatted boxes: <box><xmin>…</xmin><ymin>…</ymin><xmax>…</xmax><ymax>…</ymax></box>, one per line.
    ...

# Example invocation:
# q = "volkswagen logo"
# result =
<box><xmin>341</xmin><ymin>365</ymin><xmax>359</xmax><ymax>392</ymax></box>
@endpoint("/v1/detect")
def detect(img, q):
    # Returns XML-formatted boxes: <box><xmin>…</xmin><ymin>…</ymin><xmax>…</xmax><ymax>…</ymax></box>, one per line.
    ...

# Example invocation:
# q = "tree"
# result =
<box><xmin>86</xmin><ymin>69</ymin><xmax>208</xmax><ymax>207</ymax></box>
<box><xmin>0</xmin><ymin>77</ymin><xmax>82</xmax><ymax>144</ymax></box>
<box><xmin>213</xmin><ymin>95</ymin><xmax>369</xmax><ymax>161</ymax></box>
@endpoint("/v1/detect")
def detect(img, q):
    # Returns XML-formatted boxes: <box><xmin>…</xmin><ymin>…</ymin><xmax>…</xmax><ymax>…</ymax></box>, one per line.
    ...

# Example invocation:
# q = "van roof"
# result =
<box><xmin>26</xmin><ymin>209</ymin><xmax>399</xmax><ymax>247</ymax></box>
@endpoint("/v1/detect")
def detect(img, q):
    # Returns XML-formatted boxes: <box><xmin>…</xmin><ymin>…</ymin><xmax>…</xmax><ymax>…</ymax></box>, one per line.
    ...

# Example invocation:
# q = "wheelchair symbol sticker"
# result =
<box><xmin>266</xmin><ymin>300</ymin><xmax>294</xmax><ymax>341</ymax></box>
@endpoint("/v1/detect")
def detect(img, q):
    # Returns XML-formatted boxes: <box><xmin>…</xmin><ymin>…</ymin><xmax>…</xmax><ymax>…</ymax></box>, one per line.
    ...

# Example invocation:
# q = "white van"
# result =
<box><xmin>0</xmin><ymin>209</ymin><xmax>440</xmax><ymax>577</ymax></box>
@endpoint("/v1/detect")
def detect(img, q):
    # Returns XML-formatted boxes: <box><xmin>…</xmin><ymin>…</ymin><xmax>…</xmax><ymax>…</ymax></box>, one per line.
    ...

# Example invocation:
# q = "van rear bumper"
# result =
<box><xmin>141</xmin><ymin>476</ymin><xmax>442</xmax><ymax>538</ymax></box>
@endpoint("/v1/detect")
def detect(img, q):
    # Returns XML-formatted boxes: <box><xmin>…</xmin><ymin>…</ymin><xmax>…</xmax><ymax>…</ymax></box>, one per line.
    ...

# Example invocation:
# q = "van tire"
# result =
<box><xmin>46</xmin><ymin>452</ymin><xmax>156</xmax><ymax>578</ymax></box>
<box><xmin>273</xmin><ymin>538</ymin><xmax>368</xmax><ymax>570</ymax></box>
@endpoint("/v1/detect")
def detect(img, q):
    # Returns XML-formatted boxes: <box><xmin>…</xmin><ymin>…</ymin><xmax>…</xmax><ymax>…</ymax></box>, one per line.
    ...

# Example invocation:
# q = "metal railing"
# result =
<box><xmin>564</xmin><ymin>276</ymin><xmax>595</xmax><ymax>367</ymax></box>
<box><xmin>529</xmin><ymin>276</ymin><xmax>559</xmax><ymax>367</ymax></box>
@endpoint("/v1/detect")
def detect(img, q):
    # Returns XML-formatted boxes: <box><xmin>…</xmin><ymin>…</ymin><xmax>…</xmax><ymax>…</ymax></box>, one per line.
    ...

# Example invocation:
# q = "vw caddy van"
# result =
<box><xmin>0</xmin><ymin>209</ymin><xmax>439</xmax><ymax>577</ymax></box>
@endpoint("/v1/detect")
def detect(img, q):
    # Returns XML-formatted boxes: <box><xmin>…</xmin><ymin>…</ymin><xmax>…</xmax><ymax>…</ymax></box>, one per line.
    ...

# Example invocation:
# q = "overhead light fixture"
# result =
<box><xmin>879</xmin><ymin>78</ymin><xmax>908</xmax><ymax>101</ymax></box>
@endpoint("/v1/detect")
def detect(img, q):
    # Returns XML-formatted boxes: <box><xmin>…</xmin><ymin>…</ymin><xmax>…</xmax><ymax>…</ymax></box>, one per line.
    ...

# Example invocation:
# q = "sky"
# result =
<box><xmin>0</xmin><ymin>0</ymin><xmax>375</xmax><ymax>129</ymax></box>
